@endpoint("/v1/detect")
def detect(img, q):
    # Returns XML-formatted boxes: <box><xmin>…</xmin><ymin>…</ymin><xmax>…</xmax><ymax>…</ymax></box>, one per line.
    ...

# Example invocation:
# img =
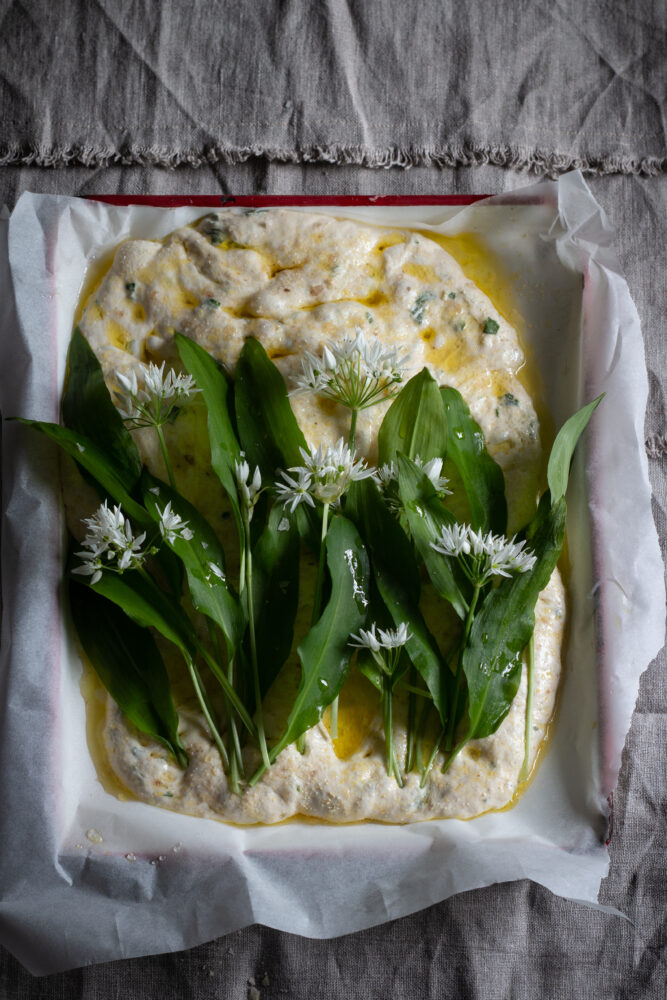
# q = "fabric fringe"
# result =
<box><xmin>0</xmin><ymin>142</ymin><xmax>664</xmax><ymax>178</ymax></box>
<box><xmin>646</xmin><ymin>434</ymin><xmax>667</xmax><ymax>459</ymax></box>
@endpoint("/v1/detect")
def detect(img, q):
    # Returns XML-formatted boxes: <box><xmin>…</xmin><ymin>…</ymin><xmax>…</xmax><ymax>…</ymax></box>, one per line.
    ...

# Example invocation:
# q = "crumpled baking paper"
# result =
<box><xmin>0</xmin><ymin>173</ymin><xmax>663</xmax><ymax>974</ymax></box>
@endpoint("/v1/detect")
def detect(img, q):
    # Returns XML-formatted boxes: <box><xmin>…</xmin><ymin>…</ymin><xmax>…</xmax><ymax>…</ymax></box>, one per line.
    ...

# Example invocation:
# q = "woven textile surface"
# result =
<box><xmin>0</xmin><ymin>0</ymin><xmax>665</xmax><ymax>996</ymax></box>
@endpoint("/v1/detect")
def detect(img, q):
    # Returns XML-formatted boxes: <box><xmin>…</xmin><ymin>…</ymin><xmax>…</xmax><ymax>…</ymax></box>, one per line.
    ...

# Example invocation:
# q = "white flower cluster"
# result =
<box><xmin>291</xmin><ymin>329</ymin><xmax>410</xmax><ymax>411</ymax></box>
<box><xmin>235</xmin><ymin>457</ymin><xmax>263</xmax><ymax>519</ymax></box>
<box><xmin>349</xmin><ymin>622</ymin><xmax>412</xmax><ymax>654</ymax></box>
<box><xmin>158</xmin><ymin>501</ymin><xmax>194</xmax><ymax>544</ymax></box>
<box><xmin>276</xmin><ymin>438</ymin><xmax>374</xmax><ymax>511</ymax></box>
<box><xmin>376</xmin><ymin>456</ymin><xmax>451</xmax><ymax>497</ymax></box>
<box><xmin>431</xmin><ymin>523</ymin><xmax>537</xmax><ymax>583</ymax></box>
<box><xmin>72</xmin><ymin>501</ymin><xmax>147</xmax><ymax>584</ymax></box>
<box><xmin>114</xmin><ymin>362</ymin><xmax>199</xmax><ymax>428</ymax></box>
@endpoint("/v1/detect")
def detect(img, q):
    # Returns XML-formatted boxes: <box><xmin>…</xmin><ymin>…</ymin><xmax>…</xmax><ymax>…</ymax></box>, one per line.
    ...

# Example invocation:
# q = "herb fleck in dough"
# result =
<box><xmin>76</xmin><ymin>209</ymin><xmax>565</xmax><ymax>824</ymax></box>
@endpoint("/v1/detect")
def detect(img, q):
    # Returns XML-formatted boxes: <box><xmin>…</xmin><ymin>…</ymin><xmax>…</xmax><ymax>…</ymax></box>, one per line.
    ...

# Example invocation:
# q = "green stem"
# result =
<box><xmin>519</xmin><ymin>632</ymin><xmax>535</xmax><ymax>782</ymax></box>
<box><xmin>348</xmin><ymin>408</ymin><xmax>358</xmax><ymax>449</ymax></box>
<box><xmin>311</xmin><ymin>502</ymin><xmax>330</xmax><ymax>626</ymax></box>
<box><xmin>226</xmin><ymin>654</ymin><xmax>244</xmax><ymax>793</ymax></box>
<box><xmin>238</xmin><ymin>544</ymin><xmax>246</xmax><ymax>597</ymax></box>
<box><xmin>185</xmin><ymin>656</ymin><xmax>229</xmax><ymax>771</ymax></box>
<box><xmin>198</xmin><ymin>644</ymin><xmax>257</xmax><ymax>739</ymax></box>
<box><xmin>329</xmin><ymin>696</ymin><xmax>339</xmax><ymax>740</ymax></box>
<box><xmin>445</xmin><ymin>583</ymin><xmax>481</xmax><ymax>750</ymax></box>
<box><xmin>420</xmin><ymin>726</ymin><xmax>444</xmax><ymax>788</ymax></box>
<box><xmin>244</xmin><ymin>508</ymin><xmax>271</xmax><ymax>770</ymax></box>
<box><xmin>382</xmin><ymin>675</ymin><xmax>403</xmax><ymax>787</ymax></box>
<box><xmin>415</xmin><ymin>697</ymin><xmax>432</xmax><ymax>777</ymax></box>
<box><xmin>405</xmin><ymin>664</ymin><xmax>417</xmax><ymax>773</ymax></box>
<box><xmin>441</xmin><ymin>734</ymin><xmax>469</xmax><ymax>775</ymax></box>
<box><xmin>155</xmin><ymin>423</ymin><xmax>176</xmax><ymax>489</ymax></box>
<box><xmin>205</xmin><ymin>619</ymin><xmax>242</xmax><ymax>790</ymax></box>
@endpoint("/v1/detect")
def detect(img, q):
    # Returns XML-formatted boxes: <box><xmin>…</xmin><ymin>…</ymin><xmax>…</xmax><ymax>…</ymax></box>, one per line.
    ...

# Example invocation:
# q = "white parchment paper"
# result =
<box><xmin>0</xmin><ymin>174</ymin><xmax>663</xmax><ymax>974</ymax></box>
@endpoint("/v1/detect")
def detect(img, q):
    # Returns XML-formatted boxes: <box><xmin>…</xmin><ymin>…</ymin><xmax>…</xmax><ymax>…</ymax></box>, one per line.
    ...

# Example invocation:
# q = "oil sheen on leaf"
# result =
<box><xmin>378</xmin><ymin>368</ymin><xmax>448</xmax><ymax>467</ymax></box>
<box><xmin>440</xmin><ymin>386</ymin><xmax>507</xmax><ymax>535</ymax></box>
<box><xmin>269</xmin><ymin>515</ymin><xmax>369</xmax><ymax>759</ymax></box>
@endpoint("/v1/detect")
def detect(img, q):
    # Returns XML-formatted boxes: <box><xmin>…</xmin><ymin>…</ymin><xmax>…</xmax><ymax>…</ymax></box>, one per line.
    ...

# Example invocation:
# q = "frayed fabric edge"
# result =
<box><xmin>0</xmin><ymin>142</ymin><xmax>665</xmax><ymax>178</ymax></box>
<box><xmin>646</xmin><ymin>434</ymin><xmax>667</xmax><ymax>459</ymax></box>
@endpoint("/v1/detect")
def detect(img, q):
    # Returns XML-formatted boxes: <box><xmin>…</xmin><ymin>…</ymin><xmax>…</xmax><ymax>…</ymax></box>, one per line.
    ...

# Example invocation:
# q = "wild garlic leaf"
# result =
<box><xmin>155</xmin><ymin>544</ymin><xmax>184</xmax><ymax>600</ymax></box>
<box><xmin>378</xmin><ymin>368</ymin><xmax>448</xmax><ymax>467</ymax></box>
<box><xmin>234</xmin><ymin>337</ymin><xmax>319</xmax><ymax>548</ymax></box>
<box><xmin>547</xmin><ymin>394</ymin><xmax>604</xmax><ymax>503</ymax></box>
<box><xmin>357</xmin><ymin>649</ymin><xmax>383</xmax><ymax>692</ymax></box>
<box><xmin>461</xmin><ymin>494</ymin><xmax>567</xmax><ymax>741</ymax></box>
<box><xmin>440</xmin><ymin>386</ymin><xmax>507</xmax><ymax>535</ymax></box>
<box><xmin>355</xmin><ymin>577</ymin><xmax>402</xmax><ymax>693</ymax></box>
<box><xmin>234</xmin><ymin>337</ymin><xmax>307</xmax><ymax>476</ymax></box>
<box><xmin>269</xmin><ymin>514</ymin><xmax>369</xmax><ymax>760</ymax></box>
<box><xmin>174</xmin><ymin>333</ymin><xmax>243</xmax><ymax>539</ymax></box>
<box><xmin>69</xmin><ymin>579</ymin><xmax>188</xmax><ymax>767</ymax></box>
<box><xmin>62</xmin><ymin>328</ymin><xmax>142</xmax><ymax>488</ymax></box>
<box><xmin>141</xmin><ymin>471</ymin><xmax>245</xmax><ymax>653</ymax></box>
<box><xmin>81</xmin><ymin>561</ymin><xmax>256</xmax><ymax>738</ymax></box>
<box><xmin>396</xmin><ymin>453</ymin><xmax>469</xmax><ymax>620</ymax></box>
<box><xmin>252</xmin><ymin>504</ymin><xmax>300</xmax><ymax>698</ymax></box>
<box><xmin>346</xmin><ymin>478</ymin><xmax>449</xmax><ymax>723</ymax></box>
<box><xmin>21</xmin><ymin>421</ymin><xmax>149</xmax><ymax>525</ymax></box>
<box><xmin>87</xmin><ymin>564</ymin><xmax>200</xmax><ymax>659</ymax></box>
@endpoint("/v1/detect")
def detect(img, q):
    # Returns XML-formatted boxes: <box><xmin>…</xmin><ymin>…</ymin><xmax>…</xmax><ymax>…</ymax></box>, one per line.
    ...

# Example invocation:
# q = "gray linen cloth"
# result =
<box><xmin>1</xmin><ymin>0</ymin><xmax>665</xmax><ymax>997</ymax></box>
<box><xmin>1</xmin><ymin>0</ymin><xmax>664</xmax><ymax>176</ymax></box>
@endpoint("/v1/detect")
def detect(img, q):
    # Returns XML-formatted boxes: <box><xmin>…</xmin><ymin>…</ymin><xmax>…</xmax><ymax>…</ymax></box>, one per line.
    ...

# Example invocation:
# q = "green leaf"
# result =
<box><xmin>62</xmin><ymin>328</ymin><xmax>142</xmax><ymax>489</ymax></box>
<box><xmin>396</xmin><ymin>454</ymin><xmax>469</xmax><ymax>620</ymax></box>
<box><xmin>87</xmin><ymin>566</ymin><xmax>200</xmax><ymax>660</ymax></box>
<box><xmin>440</xmin><ymin>386</ymin><xmax>507</xmax><ymax>534</ymax></box>
<box><xmin>77</xmin><ymin>561</ymin><xmax>256</xmax><ymax>740</ymax></box>
<box><xmin>547</xmin><ymin>394</ymin><xmax>604</xmax><ymax>502</ymax></box>
<box><xmin>346</xmin><ymin>478</ymin><xmax>449</xmax><ymax>722</ymax></box>
<box><xmin>461</xmin><ymin>494</ymin><xmax>567</xmax><ymax>740</ymax></box>
<box><xmin>234</xmin><ymin>337</ymin><xmax>307</xmax><ymax>476</ymax></box>
<box><xmin>252</xmin><ymin>504</ymin><xmax>300</xmax><ymax>697</ymax></box>
<box><xmin>378</xmin><ymin>368</ymin><xmax>448</xmax><ymax>467</ymax></box>
<box><xmin>269</xmin><ymin>515</ymin><xmax>369</xmax><ymax>758</ymax></box>
<box><xmin>174</xmin><ymin>333</ymin><xmax>243</xmax><ymax>539</ymax></box>
<box><xmin>357</xmin><ymin>651</ymin><xmax>383</xmax><ymax>692</ymax></box>
<box><xmin>141</xmin><ymin>471</ymin><xmax>245</xmax><ymax>652</ymax></box>
<box><xmin>69</xmin><ymin>580</ymin><xmax>187</xmax><ymax>767</ymax></box>
<box><xmin>21</xmin><ymin>421</ymin><xmax>149</xmax><ymax>525</ymax></box>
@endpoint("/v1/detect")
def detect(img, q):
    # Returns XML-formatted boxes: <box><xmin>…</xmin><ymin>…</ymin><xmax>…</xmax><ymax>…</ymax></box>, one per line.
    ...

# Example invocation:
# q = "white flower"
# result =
<box><xmin>290</xmin><ymin>350</ymin><xmax>332</xmax><ymax>395</ymax></box>
<box><xmin>349</xmin><ymin>621</ymin><xmax>412</xmax><ymax>657</ymax></box>
<box><xmin>72</xmin><ymin>501</ymin><xmax>146</xmax><ymax>583</ymax></box>
<box><xmin>431</xmin><ymin>522</ymin><xmax>471</xmax><ymax>557</ymax></box>
<box><xmin>291</xmin><ymin>329</ymin><xmax>410</xmax><ymax>412</ymax></box>
<box><xmin>275</xmin><ymin>467</ymin><xmax>316</xmax><ymax>512</ymax></box>
<box><xmin>114</xmin><ymin>361</ymin><xmax>199</xmax><ymax>428</ymax></box>
<box><xmin>377</xmin><ymin>623</ymin><xmax>413</xmax><ymax>648</ymax></box>
<box><xmin>375</xmin><ymin>461</ymin><xmax>398</xmax><ymax>489</ymax></box>
<box><xmin>235</xmin><ymin>457</ymin><xmax>262</xmax><ymax>516</ymax></box>
<box><xmin>349</xmin><ymin>624</ymin><xmax>382</xmax><ymax>653</ymax></box>
<box><xmin>488</xmin><ymin>536</ymin><xmax>538</xmax><ymax>577</ymax></box>
<box><xmin>276</xmin><ymin>439</ymin><xmax>374</xmax><ymax>509</ymax></box>
<box><xmin>158</xmin><ymin>501</ymin><xmax>194</xmax><ymax>544</ymax></box>
<box><xmin>299</xmin><ymin>438</ymin><xmax>374</xmax><ymax>504</ymax></box>
<box><xmin>375</xmin><ymin>455</ymin><xmax>450</xmax><ymax>495</ymax></box>
<box><xmin>417</xmin><ymin>456</ymin><xmax>451</xmax><ymax>496</ymax></box>
<box><xmin>431</xmin><ymin>523</ymin><xmax>536</xmax><ymax>584</ymax></box>
<box><xmin>71</xmin><ymin>556</ymin><xmax>105</xmax><ymax>586</ymax></box>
